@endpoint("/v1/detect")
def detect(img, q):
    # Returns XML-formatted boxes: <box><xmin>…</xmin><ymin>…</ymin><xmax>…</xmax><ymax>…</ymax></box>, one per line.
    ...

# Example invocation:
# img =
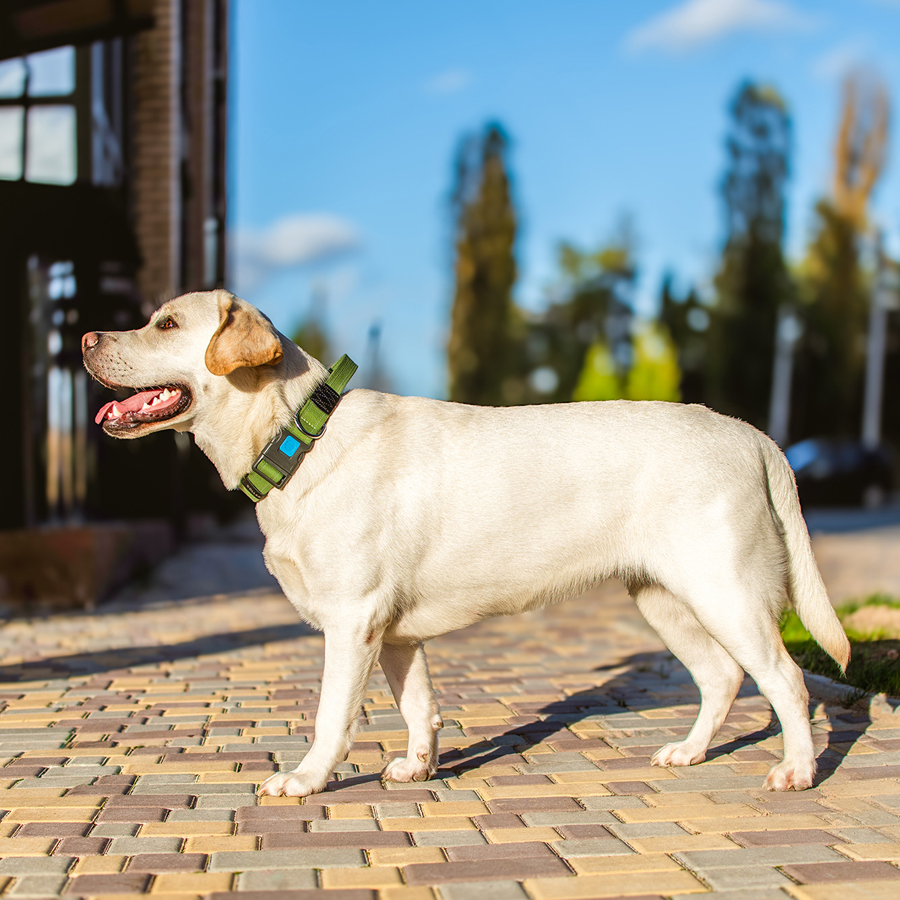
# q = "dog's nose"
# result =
<box><xmin>82</xmin><ymin>332</ymin><xmax>100</xmax><ymax>353</ymax></box>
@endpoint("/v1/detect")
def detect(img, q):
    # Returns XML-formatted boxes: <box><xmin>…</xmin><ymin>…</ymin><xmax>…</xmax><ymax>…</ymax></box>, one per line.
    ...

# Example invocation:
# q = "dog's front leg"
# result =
<box><xmin>258</xmin><ymin>624</ymin><xmax>382</xmax><ymax>797</ymax></box>
<box><xmin>380</xmin><ymin>642</ymin><xmax>443</xmax><ymax>783</ymax></box>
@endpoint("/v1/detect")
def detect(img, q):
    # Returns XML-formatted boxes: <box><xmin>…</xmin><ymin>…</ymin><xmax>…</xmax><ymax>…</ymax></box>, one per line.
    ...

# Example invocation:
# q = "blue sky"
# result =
<box><xmin>229</xmin><ymin>0</ymin><xmax>900</xmax><ymax>398</ymax></box>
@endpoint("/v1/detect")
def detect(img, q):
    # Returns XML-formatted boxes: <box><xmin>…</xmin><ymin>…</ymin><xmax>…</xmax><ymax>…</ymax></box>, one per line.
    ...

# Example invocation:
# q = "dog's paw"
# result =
<box><xmin>257</xmin><ymin>770</ymin><xmax>326</xmax><ymax>798</ymax></box>
<box><xmin>763</xmin><ymin>759</ymin><xmax>815</xmax><ymax>792</ymax></box>
<box><xmin>651</xmin><ymin>741</ymin><xmax>706</xmax><ymax>767</ymax></box>
<box><xmin>382</xmin><ymin>752</ymin><xmax>436</xmax><ymax>784</ymax></box>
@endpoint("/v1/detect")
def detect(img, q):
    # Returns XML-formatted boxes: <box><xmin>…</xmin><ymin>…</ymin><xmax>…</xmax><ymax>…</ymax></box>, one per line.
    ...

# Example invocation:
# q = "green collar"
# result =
<box><xmin>239</xmin><ymin>354</ymin><xmax>358</xmax><ymax>502</ymax></box>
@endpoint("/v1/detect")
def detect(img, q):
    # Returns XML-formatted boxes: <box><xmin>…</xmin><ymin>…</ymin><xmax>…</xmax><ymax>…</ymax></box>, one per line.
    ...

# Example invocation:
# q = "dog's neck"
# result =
<box><xmin>191</xmin><ymin>339</ymin><xmax>330</xmax><ymax>490</ymax></box>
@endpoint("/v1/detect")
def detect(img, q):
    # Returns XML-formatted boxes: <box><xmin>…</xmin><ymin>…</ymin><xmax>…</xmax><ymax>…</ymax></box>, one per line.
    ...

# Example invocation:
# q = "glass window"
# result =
<box><xmin>27</xmin><ymin>46</ymin><xmax>75</xmax><ymax>97</ymax></box>
<box><xmin>25</xmin><ymin>106</ymin><xmax>76</xmax><ymax>185</ymax></box>
<box><xmin>0</xmin><ymin>107</ymin><xmax>24</xmax><ymax>180</ymax></box>
<box><xmin>0</xmin><ymin>58</ymin><xmax>26</xmax><ymax>98</ymax></box>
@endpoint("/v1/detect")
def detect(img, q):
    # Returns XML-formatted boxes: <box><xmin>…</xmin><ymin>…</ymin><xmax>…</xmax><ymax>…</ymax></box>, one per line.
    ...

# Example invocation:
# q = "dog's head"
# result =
<box><xmin>82</xmin><ymin>289</ymin><xmax>284</xmax><ymax>439</ymax></box>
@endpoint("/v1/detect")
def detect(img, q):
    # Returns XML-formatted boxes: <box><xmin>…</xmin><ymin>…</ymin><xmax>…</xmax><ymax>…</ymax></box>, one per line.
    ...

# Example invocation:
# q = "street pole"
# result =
<box><xmin>768</xmin><ymin>306</ymin><xmax>802</xmax><ymax>447</ymax></box>
<box><xmin>861</xmin><ymin>232</ymin><xmax>899</xmax><ymax>450</ymax></box>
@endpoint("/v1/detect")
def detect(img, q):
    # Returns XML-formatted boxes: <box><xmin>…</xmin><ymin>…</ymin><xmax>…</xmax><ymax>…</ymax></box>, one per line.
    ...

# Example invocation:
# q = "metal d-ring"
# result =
<box><xmin>296</xmin><ymin>417</ymin><xmax>326</xmax><ymax>441</ymax></box>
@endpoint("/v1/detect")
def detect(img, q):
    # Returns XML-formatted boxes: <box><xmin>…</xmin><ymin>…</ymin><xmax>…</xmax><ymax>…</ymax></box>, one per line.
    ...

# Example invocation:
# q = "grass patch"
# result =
<box><xmin>780</xmin><ymin>593</ymin><xmax>900</xmax><ymax>699</ymax></box>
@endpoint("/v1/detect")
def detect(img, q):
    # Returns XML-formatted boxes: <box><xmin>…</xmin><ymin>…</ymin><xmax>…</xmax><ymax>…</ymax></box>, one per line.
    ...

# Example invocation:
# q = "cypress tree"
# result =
<box><xmin>447</xmin><ymin>124</ymin><xmax>519</xmax><ymax>405</ymax></box>
<box><xmin>709</xmin><ymin>81</ymin><xmax>793</xmax><ymax>431</ymax></box>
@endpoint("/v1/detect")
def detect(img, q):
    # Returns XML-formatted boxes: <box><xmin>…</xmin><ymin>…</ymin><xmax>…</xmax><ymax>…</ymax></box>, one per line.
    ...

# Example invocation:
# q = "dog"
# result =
<box><xmin>82</xmin><ymin>289</ymin><xmax>850</xmax><ymax>796</ymax></box>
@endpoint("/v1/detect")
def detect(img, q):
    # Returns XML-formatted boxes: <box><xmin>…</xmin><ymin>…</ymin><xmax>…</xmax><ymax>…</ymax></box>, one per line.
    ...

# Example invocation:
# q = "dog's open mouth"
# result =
<box><xmin>95</xmin><ymin>385</ymin><xmax>192</xmax><ymax>429</ymax></box>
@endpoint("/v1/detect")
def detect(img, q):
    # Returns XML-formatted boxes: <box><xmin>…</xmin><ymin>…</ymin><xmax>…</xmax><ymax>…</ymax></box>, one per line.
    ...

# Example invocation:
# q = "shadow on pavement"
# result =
<box><xmin>437</xmin><ymin>647</ymin><xmax>867</xmax><ymax>788</ymax></box>
<box><xmin>0</xmin><ymin>621</ymin><xmax>316</xmax><ymax>684</ymax></box>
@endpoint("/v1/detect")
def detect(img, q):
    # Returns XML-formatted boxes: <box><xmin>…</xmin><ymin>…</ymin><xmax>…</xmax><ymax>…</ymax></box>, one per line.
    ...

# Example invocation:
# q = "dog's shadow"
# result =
<box><xmin>432</xmin><ymin>648</ymin><xmax>866</xmax><ymax>789</ymax></box>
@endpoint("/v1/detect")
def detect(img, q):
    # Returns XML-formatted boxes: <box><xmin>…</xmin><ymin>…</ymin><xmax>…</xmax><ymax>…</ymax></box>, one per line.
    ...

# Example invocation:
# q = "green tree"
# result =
<box><xmin>793</xmin><ymin>72</ymin><xmax>889</xmax><ymax>439</ymax></box>
<box><xmin>709</xmin><ymin>81</ymin><xmax>793</xmax><ymax>430</ymax></box>
<box><xmin>659</xmin><ymin>273</ymin><xmax>709</xmax><ymax>404</ymax></box>
<box><xmin>290</xmin><ymin>286</ymin><xmax>330</xmax><ymax>363</ymax></box>
<box><xmin>523</xmin><ymin>229</ymin><xmax>637</xmax><ymax>405</ymax></box>
<box><xmin>625</xmin><ymin>322</ymin><xmax>681</xmax><ymax>402</ymax></box>
<box><xmin>447</xmin><ymin>123</ymin><xmax>520</xmax><ymax>405</ymax></box>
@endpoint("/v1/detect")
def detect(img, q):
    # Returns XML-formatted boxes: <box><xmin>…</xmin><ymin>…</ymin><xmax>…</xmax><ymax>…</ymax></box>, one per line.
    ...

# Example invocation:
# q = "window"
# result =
<box><xmin>0</xmin><ymin>46</ymin><xmax>76</xmax><ymax>185</ymax></box>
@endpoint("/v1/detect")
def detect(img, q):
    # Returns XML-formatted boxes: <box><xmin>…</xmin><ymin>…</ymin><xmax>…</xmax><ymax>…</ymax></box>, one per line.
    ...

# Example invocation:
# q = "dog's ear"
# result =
<box><xmin>205</xmin><ymin>291</ymin><xmax>284</xmax><ymax>376</ymax></box>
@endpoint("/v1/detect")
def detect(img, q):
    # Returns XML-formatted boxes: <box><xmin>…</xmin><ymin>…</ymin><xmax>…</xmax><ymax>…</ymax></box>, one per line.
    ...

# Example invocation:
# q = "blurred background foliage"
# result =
<box><xmin>440</xmin><ymin>71</ymin><xmax>899</xmax><ymax>455</ymax></box>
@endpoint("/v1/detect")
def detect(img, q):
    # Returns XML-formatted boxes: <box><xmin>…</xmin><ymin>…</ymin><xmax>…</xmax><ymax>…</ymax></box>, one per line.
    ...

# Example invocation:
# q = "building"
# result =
<box><xmin>0</xmin><ymin>0</ymin><xmax>229</xmax><ymax>532</ymax></box>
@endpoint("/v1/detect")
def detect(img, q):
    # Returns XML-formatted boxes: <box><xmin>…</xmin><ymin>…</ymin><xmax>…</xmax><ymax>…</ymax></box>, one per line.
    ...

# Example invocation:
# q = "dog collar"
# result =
<box><xmin>239</xmin><ymin>354</ymin><xmax>358</xmax><ymax>502</ymax></box>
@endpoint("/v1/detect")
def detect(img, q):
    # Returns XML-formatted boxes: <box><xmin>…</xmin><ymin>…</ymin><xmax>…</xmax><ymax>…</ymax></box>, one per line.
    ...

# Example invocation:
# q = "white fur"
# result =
<box><xmin>83</xmin><ymin>290</ymin><xmax>850</xmax><ymax>796</ymax></box>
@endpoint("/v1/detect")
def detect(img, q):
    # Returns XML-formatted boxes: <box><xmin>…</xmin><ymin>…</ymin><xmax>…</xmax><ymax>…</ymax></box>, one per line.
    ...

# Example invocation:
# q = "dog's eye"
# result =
<box><xmin>158</xmin><ymin>316</ymin><xmax>177</xmax><ymax>330</ymax></box>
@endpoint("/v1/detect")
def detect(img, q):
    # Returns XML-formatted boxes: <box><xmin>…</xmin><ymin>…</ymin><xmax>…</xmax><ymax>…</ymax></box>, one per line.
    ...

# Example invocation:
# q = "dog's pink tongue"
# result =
<box><xmin>95</xmin><ymin>389</ymin><xmax>164</xmax><ymax>424</ymax></box>
<box><xmin>95</xmin><ymin>400</ymin><xmax>116</xmax><ymax>424</ymax></box>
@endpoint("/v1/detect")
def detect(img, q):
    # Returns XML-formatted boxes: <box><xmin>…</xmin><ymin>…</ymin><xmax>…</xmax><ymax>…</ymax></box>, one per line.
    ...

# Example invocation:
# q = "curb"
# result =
<box><xmin>803</xmin><ymin>669</ymin><xmax>900</xmax><ymax>718</ymax></box>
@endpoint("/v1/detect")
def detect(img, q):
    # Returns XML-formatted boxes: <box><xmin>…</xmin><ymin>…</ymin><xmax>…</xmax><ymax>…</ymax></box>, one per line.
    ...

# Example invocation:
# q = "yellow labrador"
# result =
<box><xmin>82</xmin><ymin>289</ymin><xmax>849</xmax><ymax>796</ymax></box>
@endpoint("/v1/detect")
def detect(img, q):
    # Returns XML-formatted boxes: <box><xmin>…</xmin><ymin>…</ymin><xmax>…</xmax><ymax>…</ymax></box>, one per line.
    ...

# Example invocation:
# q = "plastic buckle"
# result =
<box><xmin>251</xmin><ymin>428</ymin><xmax>315</xmax><ymax>489</ymax></box>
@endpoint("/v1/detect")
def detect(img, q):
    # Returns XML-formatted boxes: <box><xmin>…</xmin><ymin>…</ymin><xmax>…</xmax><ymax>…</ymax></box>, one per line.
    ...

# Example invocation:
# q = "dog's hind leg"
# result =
<box><xmin>631</xmin><ymin>583</ymin><xmax>745</xmax><ymax>768</ymax></box>
<box><xmin>380</xmin><ymin>642</ymin><xmax>443</xmax><ymax>783</ymax></box>
<box><xmin>258</xmin><ymin>623</ymin><xmax>383</xmax><ymax>797</ymax></box>
<box><xmin>659</xmin><ymin>579</ymin><xmax>817</xmax><ymax>791</ymax></box>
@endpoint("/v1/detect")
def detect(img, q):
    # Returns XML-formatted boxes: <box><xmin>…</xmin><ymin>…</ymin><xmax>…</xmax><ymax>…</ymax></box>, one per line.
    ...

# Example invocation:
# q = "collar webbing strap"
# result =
<box><xmin>240</xmin><ymin>354</ymin><xmax>357</xmax><ymax>502</ymax></box>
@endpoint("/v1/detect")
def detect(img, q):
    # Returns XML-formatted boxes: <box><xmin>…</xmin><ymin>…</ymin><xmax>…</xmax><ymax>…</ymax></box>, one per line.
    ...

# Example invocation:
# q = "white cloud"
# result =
<box><xmin>423</xmin><ymin>68</ymin><xmax>473</xmax><ymax>95</ymax></box>
<box><xmin>812</xmin><ymin>39</ymin><xmax>871</xmax><ymax>81</ymax></box>
<box><xmin>625</xmin><ymin>0</ymin><xmax>816</xmax><ymax>55</ymax></box>
<box><xmin>230</xmin><ymin>213</ymin><xmax>361</xmax><ymax>293</ymax></box>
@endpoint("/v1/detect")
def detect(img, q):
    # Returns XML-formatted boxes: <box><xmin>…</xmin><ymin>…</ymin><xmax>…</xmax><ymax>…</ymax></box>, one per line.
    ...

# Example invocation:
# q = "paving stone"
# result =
<box><xmin>783</xmin><ymin>884</ymin><xmax>900</xmax><ymax>900</ymax></box>
<box><xmin>16</xmin><ymin>822</ymin><xmax>90</xmax><ymax>837</ymax></box>
<box><xmin>676</xmin><ymin>846</ymin><xmax>847</xmax><ymax>869</ymax></box>
<box><xmin>107</xmin><ymin>836</ymin><xmax>183</xmax><ymax>854</ymax></box>
<box><xmin>412</xmin><ymin>830</ymin><xmax>488</xmax><ymax>847</ymax></box>
<box><xmin>64</xmin><ymin>872</ymin><xmax>151</xmax><ymax>894</ymax></box>
<box><xmin>780</xmin><ymin>860</ymin><xmax>900</xmax><ymax>883</ymax></box>
<box><xmin>0</xmin><ymin>857</ymin><xmax>73</xmax><ymax>875</ymax></box>
<box><xmin>262</xmin><ymin>831</ymin><xmax>412</xmax><ymax>849</ymax></box>
<box><xmin>89</xmin><ymin>823</ymin><xmax>139</xmax><ymax>838</ymax></box>
<box><xmin>53</xmin><ymin>836</ymin><xmax>108</xmax><ymax>856</ymax></box>
<box><xmin>438</xmin><ymin>880</ymin><xmax>529</xmax><ymax>900</ymax></box>
<box><xmin>446</xmin><ymin>842</ymin><xmax>557</xmax><ymax>861</ymax></box>
<box><xmin>235</xmin><ymin>868</ymin><xmax>319</xmax><ymax>890</ymax></box>
<box><xmin>731</xmin><ymin>829</ymin><xmax>846</xmax><ymax>847</ymax></box>
<box><xmin>698</xmin><ymin>865</ymin><xmax>794</xmax><ymax>891</ymax></box>
<box><xmin>404</xmin><ymin>857</ymin><xmax>570</xmax><ymax>885</ymax></box>
<box><xmin>209</xmin><ymin>892</ymin><xmax>372</xmax><ymax>900</ymax></box>
<box><xmin>126</xmin><ymin>852</ymin><xmax>207</xmax><ymax>872</ymax></box>
<box><xmin>524</xmin><ymin>870</ymin><xmax>706</xmax><ymax>898</ymax></box>
<box><xmin>309</xmin><ymin>819</ymin><xmax>381</xmax><ymax>832</ymax></box>
<box><xmin>551</xmin><ymin>838</ymin><xmax>634</xmax><ymax>857</ymax></box>
<box><xmin>209</xmin><ymin>848</ymin><xmax>366</xmax><ymax>870</ymax></box>
<box><xmin>7</xmin><ymin>874</ymin><xmax>69</xmax><ymax>896</ymax></box>
<box><xmin>522</xmin><ymin>810</ymin><xmax>617</xmax><ymax>827</ymax></box>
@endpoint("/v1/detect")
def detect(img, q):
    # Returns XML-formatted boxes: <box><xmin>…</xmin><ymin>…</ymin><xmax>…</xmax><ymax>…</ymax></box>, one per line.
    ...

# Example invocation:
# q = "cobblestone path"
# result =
<box><xmin>0</xmin><ymin>577</ymin><xmax>898</xmax><ymax>899</ymax></box>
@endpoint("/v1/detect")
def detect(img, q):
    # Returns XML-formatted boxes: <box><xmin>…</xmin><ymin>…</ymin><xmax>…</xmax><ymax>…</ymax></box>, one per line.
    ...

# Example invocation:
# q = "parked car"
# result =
<box><xmin>784</xmin><ymin>437</ymin><xmax>895</xmax><ymax>508</ymax></box>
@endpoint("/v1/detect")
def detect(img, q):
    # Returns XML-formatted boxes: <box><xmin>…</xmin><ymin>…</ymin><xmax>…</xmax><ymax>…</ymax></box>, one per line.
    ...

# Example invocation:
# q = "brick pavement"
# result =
<box><xmin>0</xmin><ymin>575</ymin><xmax>899</xmax><ymax>899</ymax></box>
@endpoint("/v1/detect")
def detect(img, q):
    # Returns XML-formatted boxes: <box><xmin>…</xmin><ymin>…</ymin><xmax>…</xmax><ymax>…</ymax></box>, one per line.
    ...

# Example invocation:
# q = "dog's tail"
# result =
<box><xmin>762</xmin><ymin>438</ymin><xmax>850</xmax><ymax>672</ymax></box>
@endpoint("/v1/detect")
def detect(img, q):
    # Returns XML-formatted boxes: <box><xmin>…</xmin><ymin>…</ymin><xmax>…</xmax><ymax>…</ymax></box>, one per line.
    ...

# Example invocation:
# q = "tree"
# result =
<box><xmin>708</xmin><ymin>81</ymin><xmax>793</xmax><ymax>431</ymax></box>
<box><xmin>659</xmin><ymin>273</ymin><xmax>709</xmax><ymax>404</ymax></box>
<box><xmin>447</xmin><ymin>123</ymin><xmax>519</xmax><ymax>405</ymax></box>
<box><xmin>793</xmin><ymin>71</ymin><xmax>890</xmax><ymax>439</ymax></box>
<box><xmin>523</xmin><ymin>228</ymin><xmax>637</xmax><ymax>405</ymax></box>
<box><xmin>290</xmin><ymin>284</ymin><xmax>330</xmax><ymax>363</ymax></box>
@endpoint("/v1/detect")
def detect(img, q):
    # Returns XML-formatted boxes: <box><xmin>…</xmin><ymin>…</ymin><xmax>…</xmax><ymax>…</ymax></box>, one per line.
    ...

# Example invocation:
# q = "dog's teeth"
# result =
<box><xmin>161</xmin><ymin>388</ymin><xmax>171</xmax><ymax>400</ymax></box>
<box><xmin>112</xmin><ymin>404</ymin><xmax>121</xmax><ymax>417</ymax></box>
<box><xmin>142</xmin><ymin>402</ymin><xmax>151</xmax><ymax>411</ymax></box>
<box><xmin>151</xmin><ymin>397</ymin><xmax>161</xmax><ymax>406</ymax></box>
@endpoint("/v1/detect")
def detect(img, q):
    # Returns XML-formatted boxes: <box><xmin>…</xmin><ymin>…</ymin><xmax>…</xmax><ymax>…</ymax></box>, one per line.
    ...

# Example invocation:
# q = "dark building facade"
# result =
<box><xmin>0</xmin><ymin>0</ymin><xmax>229</xmax><ymax>531</ymax></box>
